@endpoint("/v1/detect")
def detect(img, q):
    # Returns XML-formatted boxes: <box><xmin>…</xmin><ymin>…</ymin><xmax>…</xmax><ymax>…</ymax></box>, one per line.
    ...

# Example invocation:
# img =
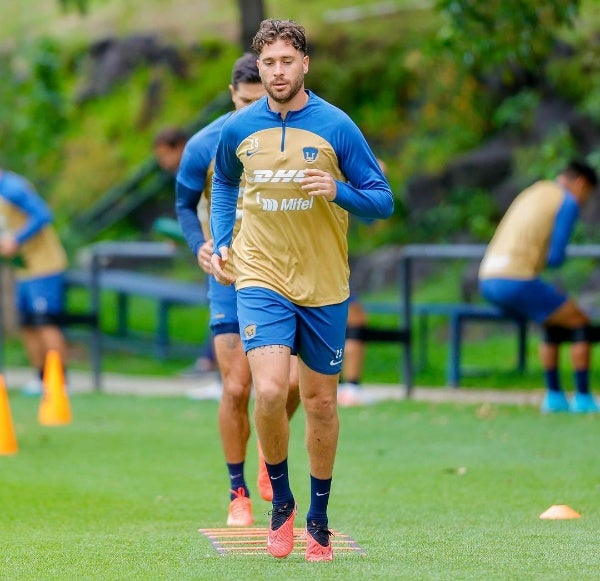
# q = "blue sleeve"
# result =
<box><xmin>547</xmin><ymin>193</ymin><xmax>578</xmax><ymax>268</ymax></box>
<box><xmin>174</xmin><ymin>128</ymin><xmax>217</xmax><ymax>256</ymax></box>
<box><xmin>210</xmin><ymin>127</ymin><xmax>243</xmax><ymax>255</ymax></box>
<box><xmin>175</xmin><ymin>181</ymin><xmax>205</xmax><ymax>256</ymax></box>
<box><xmin>331</xmin><ymin>122</ymin><xmax>394</xmax><ymax>219</ymax></box>
<box><xmin>4</xmin><ymin>180</ymin><xmax>52</xmax><ymax>244</ymax></box>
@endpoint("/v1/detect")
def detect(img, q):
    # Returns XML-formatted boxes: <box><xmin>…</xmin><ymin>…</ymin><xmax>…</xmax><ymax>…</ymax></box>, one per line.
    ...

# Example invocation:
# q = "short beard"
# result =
<box><xmin>264</xmin><ymin>75</ymin><xmax>304</xmax><ymax>104</ymax></box>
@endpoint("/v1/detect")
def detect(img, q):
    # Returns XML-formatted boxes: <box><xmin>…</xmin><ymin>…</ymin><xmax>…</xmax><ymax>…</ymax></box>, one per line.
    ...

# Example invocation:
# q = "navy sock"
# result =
<box><xmin>307</xmin><ymin>475</ymin><xmax>332</xmax><ymax>524</ymax></box>
<box><xmin>544</xmin><ymin>369</ymin><xmax>561</xmax><ymax>392</ymax></box>
<box><xmin>265</xmin><ymin>458</ymin><xmax>294</xmax><ymax>505</ymax></box>
<box><xmin>574</xmin><ymin>369</ymin><xmax>590</xmax><ymax>395</ymax></box>
<box><xmin>227</xmin><ymin>462</ymin><xmax>248</xmax><ymax>499</ymax></box>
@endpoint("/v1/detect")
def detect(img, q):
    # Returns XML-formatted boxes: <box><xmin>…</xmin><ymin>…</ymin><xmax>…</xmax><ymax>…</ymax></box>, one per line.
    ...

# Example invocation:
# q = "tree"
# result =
<box><xmin>237</xmin><ymin>0</ymin><xmax>265</xmax><ymax>51</ymax></box>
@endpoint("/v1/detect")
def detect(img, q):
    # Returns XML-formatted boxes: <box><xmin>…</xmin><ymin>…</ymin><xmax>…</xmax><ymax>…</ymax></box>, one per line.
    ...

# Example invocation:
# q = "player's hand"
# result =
<box><xmin>301</xmin><ymin>168</ymin><xmax>337</xmax><ymax>201</ymax></box>
<box><xmin>197</xmin><ymin>239</ymin><xmax>214</xmax><ymax>274</ymax></box>
<box><xmin>210</xmin><ymin>246</ymin><xmax>236</xmax><ymax>286</ymax></box>
<box><xmin>0</xmin><ymin>233</ymin><xmax>18</xmax><ymax>258</ymax></box>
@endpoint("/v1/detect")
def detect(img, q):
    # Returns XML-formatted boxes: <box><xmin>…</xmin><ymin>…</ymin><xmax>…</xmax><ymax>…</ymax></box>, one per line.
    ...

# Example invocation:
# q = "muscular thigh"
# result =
<box><xmin>214</xmin><ymin>332</ymin><xmax>251</xmax><ymax>389</ymax></box>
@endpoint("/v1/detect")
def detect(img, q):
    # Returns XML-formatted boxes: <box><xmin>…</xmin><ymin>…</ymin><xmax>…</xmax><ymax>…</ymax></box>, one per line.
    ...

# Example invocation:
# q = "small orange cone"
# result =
<box><xmin>0</xmin><ymin>375</ymin><xmax>18</xmax><ymax>455</ymax></box>
<box><xmin>539</xmin><ymin>504</ymin><xmax>581</xmax><ymax>520</ymax></box>
<box><xmin>38</xmin><ymin>350</ymin><xmax>72</xmax><ymax>426</ymax></box>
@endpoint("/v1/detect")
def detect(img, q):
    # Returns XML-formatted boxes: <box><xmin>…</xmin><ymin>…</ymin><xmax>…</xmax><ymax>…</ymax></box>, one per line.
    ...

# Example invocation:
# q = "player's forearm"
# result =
<box><xmin>210</xmin><ymin>183</ymin><xmax>238</xmax><ymax>254</ymax></box>
<box><xmin>334</xmin><ymin>182</ymin><xmax>394</xmax><ymax>220</ymax></box>
<box><xmin>175</xmin><ymin>181</ymin><xmax>205</xmax><ymax>255</ymax></box>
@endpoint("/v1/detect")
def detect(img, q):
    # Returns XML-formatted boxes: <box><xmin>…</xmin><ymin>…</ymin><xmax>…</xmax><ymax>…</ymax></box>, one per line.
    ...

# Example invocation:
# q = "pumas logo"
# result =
<box><xmin>248</xmin><ymin>169</ymin><xmax>305</xmax><ymax>183</ymax></box>
<box><xmin>243</xmin><ymin>324</ymin><xmax>257</xmax><ymax>339</ymax></box>
<box><xmin>256</xmin><ymin>192</ymin><xmax>314</xmax><ymax>212</ymax></box>
<box><xmin>303</xmin><ymin>147</ymin><xmax>318</xmax><ymax>163</ymax></box>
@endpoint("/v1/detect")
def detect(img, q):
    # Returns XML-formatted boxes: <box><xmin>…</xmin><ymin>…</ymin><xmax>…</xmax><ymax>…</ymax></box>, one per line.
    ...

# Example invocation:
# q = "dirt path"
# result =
<box><xmin>3</xmin><ymin>366</ymin><xmax>543</xmax><ymax>407</ymax></box>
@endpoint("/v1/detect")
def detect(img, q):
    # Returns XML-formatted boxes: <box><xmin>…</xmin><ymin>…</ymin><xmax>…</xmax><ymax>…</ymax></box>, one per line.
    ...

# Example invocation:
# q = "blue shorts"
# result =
<box><xmin>236</xmin><ymin>287</ymin><xmax>349</xmax><ymax>375</ymax></box>
<box><xmin>479</xmin><ymin>278</ymin><xmax>567</xmax><ymax>324</ymax></box>
<box><xmin>16</xmin><ymin>273</ymin><xmax>65</xmax><ymax>322</ymax></box>
<box><xmin>208</xmin><ymin>276</ymin><xmax>239</xmax><ymax>336</ymax></box>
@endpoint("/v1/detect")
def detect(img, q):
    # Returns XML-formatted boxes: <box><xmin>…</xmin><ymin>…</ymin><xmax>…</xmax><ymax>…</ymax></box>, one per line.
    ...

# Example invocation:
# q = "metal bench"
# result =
<box><xmin>65</xmin><ymin>268</ymin><xmax>207</xmax><ymax>355</ymax></box>
<box><xmin>361</xmin><ymin>300</ymin><xmax>528</xmax><ymax>388</ymax></box>
<box><xmin>63</xmin><ymin>242</ymin><xmax>208</xmax><ymax>390</ymax></box>
<box><xmin>414</xmin><ymin>303</ymin><xmax>529</xmax><ymax>387</ymax></box>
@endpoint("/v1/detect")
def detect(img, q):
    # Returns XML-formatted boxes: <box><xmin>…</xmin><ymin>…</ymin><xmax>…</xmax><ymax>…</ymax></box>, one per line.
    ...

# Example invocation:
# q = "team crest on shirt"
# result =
<box><xmin>303</xmin><ymin>147</ymin><xmax>318</xmax><ymax>163</ymax></box>
<box><xmin>243</xmin><ymin>324</ymin><xmax>257</xmax><ymax>339</ymax></box>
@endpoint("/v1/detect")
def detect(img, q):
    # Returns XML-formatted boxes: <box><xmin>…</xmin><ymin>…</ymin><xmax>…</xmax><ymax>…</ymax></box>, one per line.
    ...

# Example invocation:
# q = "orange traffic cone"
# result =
<box><xmin>0</xmin><ymin>374</ymin><xmax>18</xmax><ymax>455</ymax></box>
<box><xmin>539</xmin><ymin>504</ymin><xmax>581</xmax><ymax>520</ymax></box>
<box><xmin>38</xmin><ymin>350</ymin><xmax>72</xmax><ymax>426</ymax></box>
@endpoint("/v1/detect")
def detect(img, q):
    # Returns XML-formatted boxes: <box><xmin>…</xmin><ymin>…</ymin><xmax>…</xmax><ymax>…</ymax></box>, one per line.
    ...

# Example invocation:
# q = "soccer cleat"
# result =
<box><xmin>256</xmin><ymin>442</ymin><xmax>273</xmax><ymax>502</ymax></box>
<box><xmin>267</xmin><ymin>502</ymin><xmax>296</xmax><ymax>558</ymax></box>
<box><xmin>21</xmin><ymin>378</ymin><xmax>44</xmax><ymax>397</ymax></box>
<box><xmin>570</xmin><ymin>393</ymin><xmax>600</xmax><ymax>414</ymax></box>
<box><xmin>226</xmin><ymin>487</ymin><xmax>254</xmax><ymax>526</ymax></box>
<box><xmin>540</xmin><ymin>390</ymin><xmax>570</xmax><ymax>413</ymax></box>
<box><xmin>337</xmin><ymin>383</ymin><xmax>362</xmax><ymax>407</ymax></box>
<box><xmin>305</xmin><ymin>521</ymin><xmax>334</xmax><ymax>562</ymax></box>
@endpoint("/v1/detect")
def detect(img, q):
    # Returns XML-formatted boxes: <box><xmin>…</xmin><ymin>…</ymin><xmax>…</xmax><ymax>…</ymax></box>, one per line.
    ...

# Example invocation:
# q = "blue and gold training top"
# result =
<box><xmin>0</xmin><ymin>170</ymin><xmax>67</xmax><ymax>280</ymax></box>
<box><xmin>479</xmin><ymin>180</ymin><xmax>579</xmax><ymax>281</ymax></box>
<box><xmin>176</xmin><ymin>112</ymin><xmax>245</xmax><ymax>256</ymax></box>
<box><xmin>211</xmin><ymin>90</ymin><xmax>394</xmax><ymax>307</ymax></box>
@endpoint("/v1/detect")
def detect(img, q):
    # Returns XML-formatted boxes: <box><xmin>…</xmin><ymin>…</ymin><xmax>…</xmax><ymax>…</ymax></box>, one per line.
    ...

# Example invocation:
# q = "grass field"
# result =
<box><xmin>2</xmin><ymin>391</ymin><xmax>599</xmax><ymax>579</ymax></box>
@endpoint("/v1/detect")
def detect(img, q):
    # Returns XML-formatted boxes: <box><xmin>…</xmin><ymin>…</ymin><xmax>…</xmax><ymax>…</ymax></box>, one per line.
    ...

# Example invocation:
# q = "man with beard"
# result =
<box><xmin>210</xmin><ymin>19</ymin><xmax>394</xmax><ymax>562</ymax></box>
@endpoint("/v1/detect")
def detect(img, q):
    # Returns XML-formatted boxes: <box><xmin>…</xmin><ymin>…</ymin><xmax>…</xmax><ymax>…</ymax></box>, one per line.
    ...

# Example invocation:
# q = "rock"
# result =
<box><xmin>76</xmin><ymin>35</ymin><xmax>187</xmax><ymax>103</ymax></box>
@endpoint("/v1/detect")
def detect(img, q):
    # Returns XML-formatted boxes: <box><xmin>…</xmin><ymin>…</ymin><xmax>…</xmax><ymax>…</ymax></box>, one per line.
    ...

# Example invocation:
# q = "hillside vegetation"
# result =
<box><xmin>1</xmin><ymin>1</ymin><xmax>600</xmax><ymax>256</ymax></box>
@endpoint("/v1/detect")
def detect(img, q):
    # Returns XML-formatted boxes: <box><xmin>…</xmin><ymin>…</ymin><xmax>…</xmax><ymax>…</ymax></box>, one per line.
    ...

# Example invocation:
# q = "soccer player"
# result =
<box><xmin>479</xmin><ymin>160</ymin><xmax>598</xmax><ymax>413</ymax></box>
<box><xmin>153</xmin><ymin>127</ymin><xmax>219</xmax><ymax>378</ymax></box>
<box><xmin>0</xmin><ymin>168</ymin><xmax>69</xmax><ymax>394</ymax></box>
<box><xmin>175</xmin><ymin>52</ymin><xmax>300</xmax><ymax>527</ymax></box>
<box><xmin>210</xmin><ymin>20</ymin><xmax>394</xmax><ymax>561</ymax></box>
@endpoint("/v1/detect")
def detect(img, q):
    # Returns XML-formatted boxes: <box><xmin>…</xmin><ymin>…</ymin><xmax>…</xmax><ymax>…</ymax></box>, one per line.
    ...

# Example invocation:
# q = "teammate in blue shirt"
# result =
<box><xmin>0</xmin><ymin>169</ymin><xmax>68</xmax><ymax>393</ymax></box>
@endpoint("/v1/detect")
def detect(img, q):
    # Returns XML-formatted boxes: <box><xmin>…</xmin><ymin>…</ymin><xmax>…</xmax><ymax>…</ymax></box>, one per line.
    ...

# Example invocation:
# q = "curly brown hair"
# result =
<box><xmin>251</xmin><ymin>19</ymin><xmax>307</xmax><ymax>56</ymax></box>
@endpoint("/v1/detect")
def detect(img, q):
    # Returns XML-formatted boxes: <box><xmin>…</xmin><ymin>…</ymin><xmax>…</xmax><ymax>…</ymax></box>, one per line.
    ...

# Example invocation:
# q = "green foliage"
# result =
<box><xmin>0</xmin><ymin>38</ymin><xmax>68</xmax><ymax>182</ymax></box>
<box><xmin>514</xmin><ymin>123</ymin><xmax>578</xmax><ymax>184</ymax></box>
<box><xmin>48</xmin><ymin>40</ymin><xmax>237</xmax><ymax>226</ymax></box>
<box><xmin>435</xmin><ymin>0</ymin><xmax>582</xmax><ymax>75</ymax></box>
<box><xmin>492</xmin><ymin>90</ymin><xmax>540</xmax><ymax>132</ymax></box>
<box><xmin>308</xmin><ymin>33</ymin><xmax>415</xmax><ymax>140</ymax></box>
<box><xmin>58</xmin><ymin>0</ymin><xmax>90</xmax><ymax>14</ymax></box>
<box><xmin>413</xmin><ymin>187</ymin><xmax>499</xmax><ymax>243</ymax></box>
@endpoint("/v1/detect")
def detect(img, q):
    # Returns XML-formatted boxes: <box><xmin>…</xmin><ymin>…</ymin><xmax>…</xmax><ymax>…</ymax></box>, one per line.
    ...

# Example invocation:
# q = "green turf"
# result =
<box><xmin>1</xmin><ymin>392</ymin><xmax>599</xmax><ymax>579</ymax></box>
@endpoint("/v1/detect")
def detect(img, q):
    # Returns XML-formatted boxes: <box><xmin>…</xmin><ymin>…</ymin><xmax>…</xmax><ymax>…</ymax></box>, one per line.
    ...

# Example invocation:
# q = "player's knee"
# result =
<box><xmin>254</xmin><ymin>382</ymin><xmax>288</xmax><ymax>411</ymax></box>
<box><xmin>304</xmin><ymin>390</ymin><xmax>337</xmax><ymax>419</ymax></box>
